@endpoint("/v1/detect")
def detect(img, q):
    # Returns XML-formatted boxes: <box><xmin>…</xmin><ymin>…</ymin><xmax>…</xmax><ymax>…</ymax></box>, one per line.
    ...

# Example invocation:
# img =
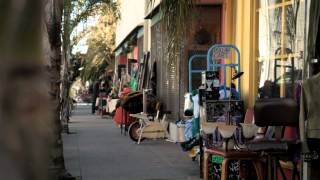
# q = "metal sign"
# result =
<box><xmin>212</xmin><ymin>47</ymin><xmax>231</xmax><ymax>60</ymax></box>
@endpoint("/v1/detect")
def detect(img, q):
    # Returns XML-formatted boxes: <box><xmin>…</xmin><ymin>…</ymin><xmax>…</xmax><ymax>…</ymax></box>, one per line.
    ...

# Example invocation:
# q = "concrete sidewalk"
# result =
<box><xmin>63</xmin><ymin>104</ymin><xmax>201</xmax><ymax>180</ymax></box>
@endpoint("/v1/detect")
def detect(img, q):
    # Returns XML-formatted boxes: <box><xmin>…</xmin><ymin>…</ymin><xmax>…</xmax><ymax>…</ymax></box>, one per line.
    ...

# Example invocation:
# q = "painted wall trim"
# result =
<box><xmin>137</xmin><ymin>26</ymin><xmax>144</xmax><ymax>38</ymax></box>
<box><xmin>115</xmin><ymin>47</ymin><xmax>124</xmax><ymax>56</ymax></box>
<box><xmin>151</xmin><ymin>11</ymin><xmax>162</xmax><ymax>27</ymax></box>
<box><xmin>114</xmin><ymin>24</ymin><xmax>143</xmax><ymax>53</ymax></box>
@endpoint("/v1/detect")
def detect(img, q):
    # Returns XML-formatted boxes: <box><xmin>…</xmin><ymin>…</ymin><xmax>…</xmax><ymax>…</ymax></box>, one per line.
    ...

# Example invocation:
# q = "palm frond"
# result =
<box><xmin>160</xmin><ymin>0</ymin><xmax>194</xmax><ymax>62</ymax></box>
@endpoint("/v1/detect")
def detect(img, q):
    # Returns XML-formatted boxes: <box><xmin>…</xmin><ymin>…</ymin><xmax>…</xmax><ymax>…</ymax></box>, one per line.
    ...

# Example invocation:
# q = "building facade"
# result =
<box><xmin>114</xmin><ymin>0</ymin><xmax>320</xmax><ymax>178</ymax></box>
<box><xmin>114</xmin><ymin>0</ymin><xmax>312</xmax><ymax>117</ymax></box>
<box><xmin>114</xmin><ymin>0</ymin><xmax>145</xmax><ymax>84</ymax></box>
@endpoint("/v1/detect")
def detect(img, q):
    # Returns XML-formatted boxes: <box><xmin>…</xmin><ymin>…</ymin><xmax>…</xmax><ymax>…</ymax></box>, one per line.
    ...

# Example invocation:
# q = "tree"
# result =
<box><xmin>43</xmin><ymin>0</ymin><xmax>73</xmax><ymax>179</ymax></box>
<box><xmin>0</xmin><ymin>1</ymin><xmax>115</xmax><ymax>180</ymax></box>
<box><xmin>60</xmin><ymin>0</ymin><xmax>118</xmax><ymax>133</ymax></box>
<box><xmin>79</xmin><ymin>4</ymin><xmax>119</xmax><ymax>82</ymax></box>
<box><xmin>0</xmin><ymin>1</ymin><xmax>52</xmax><ymax>179</ymax></box>
<box><xmin>45</xmin><ymin>0</ymin><xmax>118</xmax><ymax>178</ymax></box>
<box><xmin>149</xmin><ymin>0</ymin><xmax>194</xmax><ymax>63</ymax></box>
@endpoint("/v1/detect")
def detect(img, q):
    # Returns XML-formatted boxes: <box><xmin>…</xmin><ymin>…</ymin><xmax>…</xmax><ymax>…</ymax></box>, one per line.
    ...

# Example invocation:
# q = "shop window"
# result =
<box><xmin>256</xmin><ymin>0</ymin><xmax>305</xmax><ymax>99</ymax></box>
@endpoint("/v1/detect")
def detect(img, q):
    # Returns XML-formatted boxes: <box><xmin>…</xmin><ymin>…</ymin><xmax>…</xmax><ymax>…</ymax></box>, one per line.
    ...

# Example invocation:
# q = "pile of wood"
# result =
<box><xmin>136</xmin><ymin>52</ymin><xmax>154</xmax><ymax>91</ymax></box>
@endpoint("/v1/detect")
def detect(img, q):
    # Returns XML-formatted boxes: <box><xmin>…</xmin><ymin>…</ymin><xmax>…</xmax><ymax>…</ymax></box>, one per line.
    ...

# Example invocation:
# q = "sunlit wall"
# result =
<box><xmin>115</xmin><ymin>0</ymin><xmax>145</xmax><ymax>47</ymax></box>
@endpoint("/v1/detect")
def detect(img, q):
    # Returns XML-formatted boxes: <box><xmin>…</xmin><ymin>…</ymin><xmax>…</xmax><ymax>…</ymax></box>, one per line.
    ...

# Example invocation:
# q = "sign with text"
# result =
<box><xmin>212</xmin><ymin>47</ymin><xmax>231</xmax><ymax>60</ymax></box>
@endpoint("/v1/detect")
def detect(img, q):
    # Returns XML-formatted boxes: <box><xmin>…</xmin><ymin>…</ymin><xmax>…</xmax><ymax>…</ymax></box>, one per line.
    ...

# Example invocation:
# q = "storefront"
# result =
<box><xmin>232</xmin><ymin>0</ymin><xmax>320</xmax><ymax>179</ymax></box>
<box><xmin>112</xmin><ymin>0</ymin><xmax>320</xmax><ymax>179</ymax></box>
<box><xmin>199</xmin><ymin>0</ymin><xmax>318</xmax><ymax>179</ymax></box>
<box><xmin>145</xmin><ymin>0</ymin><xmax>307</xmax><ymax>118</ymax></box>
<box><xmin>114</xmin><ymin>25</ymin><xmax>143</xmax><ymax>85</ymax></box>
<box><xmin>220</xmin><ymin>0</ymin><xmax>306</xmax><ymax>108</ymax></box>
<box><xmin>147</xmin><ymin>1</ymin><xmax>223</xmax><ymax>120</ymax></box>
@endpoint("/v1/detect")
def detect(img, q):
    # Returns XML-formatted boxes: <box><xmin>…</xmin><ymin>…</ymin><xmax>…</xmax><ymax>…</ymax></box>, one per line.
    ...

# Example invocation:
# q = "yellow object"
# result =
<box><xmin>234</xmin><ymin>0</ymin><xmax>257</xmax><ymax>108</ymax></box>
<box><xmin>221</xmin><ymin>0</ymin><xmax>257</xmax><ymax>108</ymax></box>
<box><xmin>188</xmin><ymin>146</ymin><xmax>199</xmax><ymax>158</ymax></box>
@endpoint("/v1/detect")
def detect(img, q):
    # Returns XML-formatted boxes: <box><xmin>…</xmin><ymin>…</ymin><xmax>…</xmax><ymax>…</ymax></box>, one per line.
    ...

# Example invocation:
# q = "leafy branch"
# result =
<box><xmin>151</xmin><ymin>0</ymin><xmax>195</xmax><ymax>62</ymax></box>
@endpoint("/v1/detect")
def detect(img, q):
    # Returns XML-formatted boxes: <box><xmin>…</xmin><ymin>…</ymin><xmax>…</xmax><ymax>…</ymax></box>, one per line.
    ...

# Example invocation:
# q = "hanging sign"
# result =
<box><xmin>212</xmin><ymin>47</ymin><xmax>231</xmax><ymax>60</ymax></box>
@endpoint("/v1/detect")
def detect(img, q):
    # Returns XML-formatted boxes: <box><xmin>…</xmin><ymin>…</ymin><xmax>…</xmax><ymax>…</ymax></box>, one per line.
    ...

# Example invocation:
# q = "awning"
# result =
<box><xmin>114</xmin><ymin>25</ymin><xmax>143</xmax><ymax>56</ymax></box>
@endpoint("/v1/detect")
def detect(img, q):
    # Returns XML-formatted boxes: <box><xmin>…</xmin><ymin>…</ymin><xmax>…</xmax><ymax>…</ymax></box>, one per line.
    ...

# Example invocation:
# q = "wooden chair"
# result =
<box><xmin>203</xmin><ymin>149</ymin><xmax>264</xmax><ymax>180</ymax></box>
<box><xmin>202</xmin><ymin>108</ymin><xmax>263</xmax><ymax>180</ymax></box>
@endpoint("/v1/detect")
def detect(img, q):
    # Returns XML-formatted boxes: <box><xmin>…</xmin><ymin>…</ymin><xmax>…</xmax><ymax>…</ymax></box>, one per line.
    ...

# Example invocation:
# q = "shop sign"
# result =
<box><xmin>212</xmin><ymin>47</ymin><xmax>231</xmax><ymax>59</ymax></box>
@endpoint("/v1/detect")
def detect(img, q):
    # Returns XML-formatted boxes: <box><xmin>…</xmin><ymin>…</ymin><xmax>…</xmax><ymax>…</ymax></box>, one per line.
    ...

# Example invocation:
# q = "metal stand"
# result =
<box><xmin>142</xmin><ymin>89</ymin><xmax>152</xmax><ymax>114</ymax></box>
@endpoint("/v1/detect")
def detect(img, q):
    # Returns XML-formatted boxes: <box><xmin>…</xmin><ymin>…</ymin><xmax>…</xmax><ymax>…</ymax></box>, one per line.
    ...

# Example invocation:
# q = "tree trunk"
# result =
<box><xmin>0</xmin><ymin>1</ymin><xmax>51</xmax><ymax>180</ymax></box>
<box><xmin>60</xmin><ymin>0</ymin><xmax>72</xmax><ymax>134</ymax></box>
<box><xmin>43</xmin><ymin>0</ymin><xmax>71</xmax><ymax>179</ymax></box>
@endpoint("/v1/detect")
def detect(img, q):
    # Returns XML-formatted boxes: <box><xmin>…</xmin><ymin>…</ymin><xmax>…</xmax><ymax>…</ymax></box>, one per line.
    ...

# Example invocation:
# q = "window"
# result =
<box><xmin>256</xmin><ymin>0</ymin><xmax>305</xmax><ymax>98</ymax></box>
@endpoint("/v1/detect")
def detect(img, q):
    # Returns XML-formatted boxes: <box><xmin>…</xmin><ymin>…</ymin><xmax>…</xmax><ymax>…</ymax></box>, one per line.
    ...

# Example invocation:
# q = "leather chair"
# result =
<box><xmin>247</xmin><ymin>98</ymin><xmax>300</xmax><ymax>180</ymax></box>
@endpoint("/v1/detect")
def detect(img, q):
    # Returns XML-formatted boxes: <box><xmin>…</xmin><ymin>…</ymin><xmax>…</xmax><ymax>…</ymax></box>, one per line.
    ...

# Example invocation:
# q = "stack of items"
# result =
<box><xmin>177</xmin><ymin>92</ymin><xmax>201</xmax><ymax>160</ymax></box>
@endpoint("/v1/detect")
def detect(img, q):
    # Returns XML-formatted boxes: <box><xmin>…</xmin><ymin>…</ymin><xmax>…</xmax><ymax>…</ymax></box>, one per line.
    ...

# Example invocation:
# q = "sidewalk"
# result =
<box><xmin>63</xmin><ymin>104</ymin><xmax>201</xmax><ymax>180</ymax></box>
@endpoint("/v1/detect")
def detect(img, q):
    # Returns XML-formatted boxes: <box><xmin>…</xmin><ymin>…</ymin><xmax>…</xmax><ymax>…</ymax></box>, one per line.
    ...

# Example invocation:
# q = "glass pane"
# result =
<box><xmin>258</xmin><ymin>0</ymin><xmax>282</xmax><ymax>9</ymax></box>
<box><xmin>274</xmin><ymin>59</ymin><xmax>303</xmax><ymax>98</ymax></box>
<box><xmin>257</xmin><ymin>58</ymin><xmax>302</xmax><ymax>99</ymax></box>
<box><xmin>284</xmin><ymin>5</ymin><xmax>295</xmax><ymax>52</ymax></box>
<box><xmin>295</xmin><ymin>2</ymin><xmax>306</xmax><ymax>53</ymax></box>
<box><xmin>258</xmin><ymin>60</ymin><xmax>280</xmax><ymax>98</ymax></box>
<box><xmin>281</xmin><ymin>4</ymin><xmax>303</xmax><ymax>98</ymax></box>
<box><xmin>257</xmin><ymin>7</ymin><xmax>282</xmax><ymax>57</ymax></box>
<box><xmin>258</xmin><ymin>55</ymin><xmax>303</xmax><ymax>98</ymax></box>
<box><xmin>256</xmin><ymin>1</ymin><xmax>305</xmax><ymax>99</ymax></box>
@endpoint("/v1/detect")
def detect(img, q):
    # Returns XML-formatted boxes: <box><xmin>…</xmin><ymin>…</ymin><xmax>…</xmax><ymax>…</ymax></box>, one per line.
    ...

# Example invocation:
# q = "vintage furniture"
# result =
<box><xmin>128</xmin><ymin>111</ymin><xmax>169</xmax><ymax>144</ymax></box>
<box><xmin>203</xmin><ymin>149</ymin><xmax>263</xmax><ymax>180</ymax></box>
<box><xmin>247</xmin><ymin>98</ymin><xmax>300</xmax><ymax>180</ymax></box>
<box><xmin>202</xmin><ymin>111</ymin><xmax>262</xmax><ymax>180</ymax></box>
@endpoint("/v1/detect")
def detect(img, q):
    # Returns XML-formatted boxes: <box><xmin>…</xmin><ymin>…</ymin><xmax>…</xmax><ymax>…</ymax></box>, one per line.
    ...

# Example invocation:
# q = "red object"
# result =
<box><xmin>123</xmin><ymin>87</ymin><xmax>130</xmax><ymax>94</ymax></box>
<box><xmin>133</xmin><ymin>46</ymin><xmax>138</xmax><ymax>60</ymax></box>
<box><xmin>119</xmin><ymin>55</ymin><xmax>127</xmax><ymax>65</ymax></box>
<box><xmin>113</xmin><ymin>106</ymin><xmax>136</xmax><ymax>127</ymax></box>
<box><xmin>283</xmin><ymin>127</ymin><xmax>298</xmax><ymax>141</ymax></box>
<box><xmin>114</xmin><ymin>107</ymin><xmax>129</xmax><ymax>126</ymax></box>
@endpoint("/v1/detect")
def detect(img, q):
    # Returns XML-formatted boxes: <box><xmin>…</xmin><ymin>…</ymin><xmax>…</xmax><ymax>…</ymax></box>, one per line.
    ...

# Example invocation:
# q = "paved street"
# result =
<box><xmin>63</xmin><ymin>104</ymin><xmax>201</xmax><ymax>180</ymax></box>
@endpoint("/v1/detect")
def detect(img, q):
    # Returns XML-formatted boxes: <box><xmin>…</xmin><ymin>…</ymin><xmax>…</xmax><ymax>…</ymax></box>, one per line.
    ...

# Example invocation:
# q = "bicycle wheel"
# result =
<box><xmin>128</xmin><ymin>121</ymin><xmax>145</xmax><ymax>142</ymax></box>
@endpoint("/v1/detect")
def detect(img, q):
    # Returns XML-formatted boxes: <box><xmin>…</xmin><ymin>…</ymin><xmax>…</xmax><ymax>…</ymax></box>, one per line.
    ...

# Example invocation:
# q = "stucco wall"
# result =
<box><xmin>115</xmin><ymin>0</ymin><xmax>145</xmax><ymax>47</ymax></box>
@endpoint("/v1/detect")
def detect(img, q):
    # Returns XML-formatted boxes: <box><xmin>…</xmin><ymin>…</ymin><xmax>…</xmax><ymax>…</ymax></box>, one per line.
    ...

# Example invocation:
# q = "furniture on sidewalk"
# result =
<box><xmin>201</xmin><ymin>121</ymin><xmax>262</xmax><ymax>180</ymax></box>
<box><xmin>113</xmin><ymin>106</ymin><xmax>130</xmax><ymax>133</ymax></box>
<box><xmin>201</xmin><ymin>107</ymin><xmax>263</xmax><ymax>180</ymax></box>
<box><xmin>128</xmin><ymin>109</ymin><xmax>170</xmax><ymax>144</ymax></box>
<box><xmin>247</xmin><ymin>98</ymin><xmax>301</xmax><ymax>180</ymax></box>
<box><xmin>119</xmin><ymin>92</ymin><xmax>143</xmax><ymax>135</ymax></box>
<box><xmin>203</xmin><ymin>148</ymin><xmax>263</xmax><ymax>180</ymax></box>
<box><xmin>120</xmin><ymin>107</ymin><xmax>129</xmax><ymax>135</ymax></box>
